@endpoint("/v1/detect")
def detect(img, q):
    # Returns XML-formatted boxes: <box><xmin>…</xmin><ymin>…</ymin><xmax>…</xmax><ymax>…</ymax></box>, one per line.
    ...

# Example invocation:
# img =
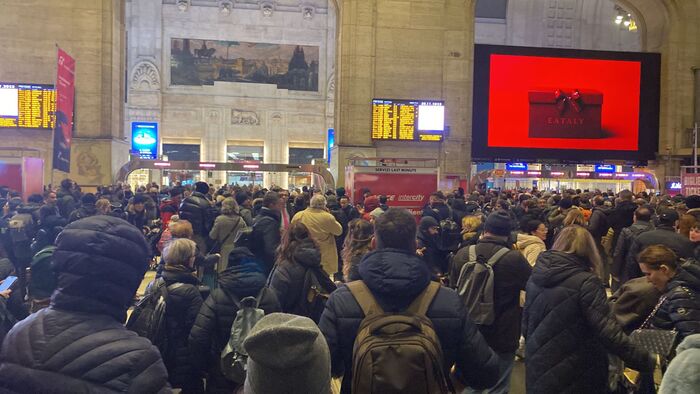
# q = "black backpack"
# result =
<box><xmin>297</xmin><ymin>268</ymin><xmax>336</xmax><ymax>323</ymax></box>
<box><xmin>126</xmin><ymin>278</ymin><xmax>179</xmax><ymax>353</ymax></box>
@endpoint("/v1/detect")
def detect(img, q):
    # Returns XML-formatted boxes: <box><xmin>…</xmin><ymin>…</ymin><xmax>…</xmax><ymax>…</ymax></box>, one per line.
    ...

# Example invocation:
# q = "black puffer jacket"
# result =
<box><xmin>0</xmin><ymin>216</ymin><xmax>170</xmax><ymax>393</ymax></box>
<box><xmin>612</xmin><ymin>220</ymin><xmax>654</xmax><ymax>284</ymax></box>
<box><xmin>318</xmin><ymin>248</ymin><xmax>501</xmax><ymax>394</ymax></box>
<box><xmin>251</xmin><ymin>207</ymin><xmax>281</xmax><ymax>274</ymax></box>
<box><xmin>652</xmin><ymin>264</ymin><xmax>700</xmax><ymax>339</ymax></box>
<box><xmin>268</xmin><ymin>239</ymin><xmax>335</xmax><ymax>317</ymax></box>
<box><xmin>160</xmin><ymin>266</ymin><xmax>204</xmax><ymax>392</ymax></box>
<box><xmin>189</xmin><ymin>254</ymin><xmax>280</xmax><ymax>394</ymax></box>
<box><xmin>179</xmin><ymin>191</ymin><xmax>211</xmax><ymax>236</ymax></box>
<box><xmin>523</xmin><ymin>250</ymin><xmax>653</xmax><ymax>394</ymax></box>
<box><xmin>68</xmin><ymin>204</ymin><xmax>98</xmax><ymax>223</ymax></box>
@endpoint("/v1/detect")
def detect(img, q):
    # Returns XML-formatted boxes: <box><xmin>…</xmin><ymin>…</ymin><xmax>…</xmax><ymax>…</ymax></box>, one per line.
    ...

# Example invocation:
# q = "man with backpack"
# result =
<box><xmin>319</xmin><ymin>208</ymin><xmax>500</xmax><ymax>394</ymax></box>
<box><xmin>450</xmin><ymin>210</ymin><xmax>532</xmax><ymax>394</ymax></box>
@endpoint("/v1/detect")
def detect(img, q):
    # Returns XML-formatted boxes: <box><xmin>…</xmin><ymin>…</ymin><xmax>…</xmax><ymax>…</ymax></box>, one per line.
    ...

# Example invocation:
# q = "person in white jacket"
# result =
<box><xmin>516</xmin><ymin>219</ymin><xmax>548</xmax><ymax>266</ymax></box>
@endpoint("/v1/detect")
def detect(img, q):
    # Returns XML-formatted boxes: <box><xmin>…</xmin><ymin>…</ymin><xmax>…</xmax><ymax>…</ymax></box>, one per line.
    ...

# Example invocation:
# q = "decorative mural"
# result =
<box><xmin>170</xmin><ymin>38</ymin><xmax>319</xmax><ymax>91</ymax></box>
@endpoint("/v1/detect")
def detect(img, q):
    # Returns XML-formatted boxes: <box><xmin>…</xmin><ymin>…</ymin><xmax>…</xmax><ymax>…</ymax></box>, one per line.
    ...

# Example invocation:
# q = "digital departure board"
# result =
<box><xmin>0</xmin><ymin>83</ymin><xmax>56</xmax><ymax>129</ymax></box>
<box><xmin>372</xmin><ymin>99</ymin><xmax>445</xmax><ymax>142</ymax></box>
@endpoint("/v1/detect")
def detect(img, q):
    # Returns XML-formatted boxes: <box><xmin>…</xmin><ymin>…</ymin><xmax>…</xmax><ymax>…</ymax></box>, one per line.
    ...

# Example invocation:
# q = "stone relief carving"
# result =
<box><xmin>130</xmin><ymin>61</ymin><xmax>161</xmax><ymax>91</ymax></box>
<box><xmin>231</xmin><ymin>109</ymin><xmax>261</xmax><ymax>125</ymax></box>
<box><xmin>76</xmin><ymin>145</ymin><xmax>104</xmax><ymax>184</ymax></box>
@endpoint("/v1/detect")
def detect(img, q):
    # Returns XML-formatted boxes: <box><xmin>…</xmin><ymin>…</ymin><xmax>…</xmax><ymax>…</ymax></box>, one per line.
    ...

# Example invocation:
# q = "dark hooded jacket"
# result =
<box><xmin>416</xmin><ymin>216</ymin><xmax>446</xmax><ymax>274</ymax></box>
<box><xmin>652</xmin><ymin>264</ymin><xmax>700</xmax><ymax>339</ymax></box>
<box><xmin>189</xmin><ymin>249</ymin><xmax>280</xmax><ymax>394</ymax></box>
<box><xmin>179</xmin><ymin>191</ymin><xmax>211</xmax><ymax>236</ymax></box>
<box><xmin>250</xmin><ymin>207</ymin><xmax>281</xmax><ymax>274</ymax></box>
<box><xmin>318</xmin><ymin>248</ymin><xmax>501</xmax><ymax>394</ymax></box>
<box><xmin>268</xmin><ymin>239</ymin><xmax>335</xmax><ymax>317</ymax></box>
<box><xmin>612</xmin><ymin>220</ymin><xmax>654</xmax><ymax>284</ymax></box>
<box><xmin>159</xmin><ymin>265</ymin><xmax>204</xmax><ymax>392</ymax></box>
<box><xmin>422</xmin><ymin>202</ymin><xmax>451</xmax><ymax>223</ymax></box>
<box><xmin>523</xmin><ymin>250</ymin><xmax>654</xmax><ymax>394</ymax></box>
<box><xmin>0</xmin><ymin>216</ymin><xmax>170</xmax><ymax>393</ymax></box>
<box><xmin>609</xmin><ymin>199</ymin><xmax>638</xmax><ymax>247</ymax></box>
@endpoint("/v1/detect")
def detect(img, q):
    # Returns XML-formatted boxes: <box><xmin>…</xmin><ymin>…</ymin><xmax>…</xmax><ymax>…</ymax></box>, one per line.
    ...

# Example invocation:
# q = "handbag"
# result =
<box><xmin>629</xmin><ymin>295</ymin><xmax>678</xmax><ymax>358</ymax></box>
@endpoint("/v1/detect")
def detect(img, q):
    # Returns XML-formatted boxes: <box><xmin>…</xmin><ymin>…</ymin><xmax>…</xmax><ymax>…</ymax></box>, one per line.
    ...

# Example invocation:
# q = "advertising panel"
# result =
<box><xmin>131</xmin><ymin>122</ymin><xmax>159</xmax><ymax>160</ymax></box>
<box><xmin>52</xmin><ymin>48</ymin><xmax>76</xmax><ymax>172</ymax></box>
<box><xmin>348</xmin><ymin>167</ymin><xmax>438</xmax><ymax>219</ymax></box>
<box><xmin>472</xmin><ymin>45</ymin><xmax>660</xmax><ymax>163</ymax></box>
<box><xmin>682</xmin><ymin>173</ymin><xmax>700</xmax><ymax>196</ymax></box>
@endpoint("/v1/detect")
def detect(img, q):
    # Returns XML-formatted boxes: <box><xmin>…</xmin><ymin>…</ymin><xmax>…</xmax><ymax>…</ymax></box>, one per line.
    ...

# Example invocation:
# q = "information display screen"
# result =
<box><xmin>372</xmin><ymin>99</ymin><xmax>444</xmax><ymax>142</ymax></box>
<box><xmin>0</xmin><ymin>83</ymin><xmax>56</xmax><ymax>129</ymax></box>
<box><xmin>472</xmin><ymin>45</ymin><xmax>660</xmax><ymax>163</ymax></box>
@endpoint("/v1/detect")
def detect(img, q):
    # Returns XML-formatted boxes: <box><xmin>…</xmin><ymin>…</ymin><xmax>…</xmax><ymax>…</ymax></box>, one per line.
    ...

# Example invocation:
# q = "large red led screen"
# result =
<box><xmin>472</xmin><ymin>45</ymin><xmax>660</xmax><ymax>163</ymax></box>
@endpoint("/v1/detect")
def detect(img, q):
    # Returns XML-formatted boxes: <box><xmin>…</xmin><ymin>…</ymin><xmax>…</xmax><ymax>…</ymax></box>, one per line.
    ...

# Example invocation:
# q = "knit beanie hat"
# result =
<box><xmin>236</xmin><ymin>191</ymin><xmax>250</xmax><ymax>206</ymax></box>
<box><xmin>419</xmin><ymin>216</ymin><xmax>439</xmax><ymax>233</ymax></box>
<box><xmin>243</xmin><ymin>313</ymin><xmax>331</xmax><ymax>394</ymax></box>
<box><xmin>484</xmin><ymin>210</ymin><xmax>512</xmax><ymax>236</ymax></box>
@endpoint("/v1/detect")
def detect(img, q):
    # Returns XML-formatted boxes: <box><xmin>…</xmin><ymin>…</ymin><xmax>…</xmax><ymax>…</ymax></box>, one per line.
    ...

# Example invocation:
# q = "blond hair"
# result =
<box><xmin>221</xmin><ymin>197</ymin><xmax>239</xmax><ymax>215</ymax></box>
<box><xmin>563</xmin><ymin>209</ymin><xmax>585</xmax><ymax>226</ymax></box>
<box><xmin>310</xmin><ymin>194</ymin><xmax>327</xmax><ymax>209</ymax></box>
<box><xmin>551</xmin><ymin>225</ymin><xmax>602</xmax><ymax>276</ymax></box>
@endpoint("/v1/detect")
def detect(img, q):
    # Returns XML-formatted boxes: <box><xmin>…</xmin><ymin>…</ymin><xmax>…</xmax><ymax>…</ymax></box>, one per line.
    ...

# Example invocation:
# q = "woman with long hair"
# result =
<box><xmin>341</xmin><ymin>219</ymin><xmax>373</xmax><ymax>282</ymax></box>
<box><xmin>522</xmin><ymin>225</ymin><xmax>654</xmax><ymax>393</ymax></box>
<box><xmin>268</xmin><ymin>222</ymin><xmax>336</xmax><ymax>322</ymax></box>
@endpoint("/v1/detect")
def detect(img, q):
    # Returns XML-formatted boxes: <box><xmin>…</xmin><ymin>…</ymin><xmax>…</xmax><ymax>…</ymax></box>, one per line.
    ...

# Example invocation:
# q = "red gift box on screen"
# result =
<box><xmin>528</xmin><ymin>89</ymin><xmax>603</xmax><ymax>138</ymax></box>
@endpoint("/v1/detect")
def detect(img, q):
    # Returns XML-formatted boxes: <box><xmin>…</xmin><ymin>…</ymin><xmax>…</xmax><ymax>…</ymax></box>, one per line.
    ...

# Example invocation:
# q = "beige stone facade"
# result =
<box><xmin>0</xmin><ymin>0</ymin><xmax>698</xmax><ymax>191</ymax></box>
<box><xmin>0</xmin><ymin>0</ymin><xmax>126</xmax><ymax>187</ymax></box>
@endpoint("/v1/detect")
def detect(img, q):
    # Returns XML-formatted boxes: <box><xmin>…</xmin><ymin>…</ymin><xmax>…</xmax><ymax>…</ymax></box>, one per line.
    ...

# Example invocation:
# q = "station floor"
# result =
<box><xmin>135</xmin><ymin>271</ymin><xmax>526</xmax><ymax>394</ymax></box>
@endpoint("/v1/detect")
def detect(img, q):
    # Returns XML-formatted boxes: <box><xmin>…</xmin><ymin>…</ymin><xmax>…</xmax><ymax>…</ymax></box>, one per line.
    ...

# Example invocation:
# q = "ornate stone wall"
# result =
<box><xmin>126</xmin><ymin>0</ymin><xmax>336</xmax><ymax>188</ymax></box>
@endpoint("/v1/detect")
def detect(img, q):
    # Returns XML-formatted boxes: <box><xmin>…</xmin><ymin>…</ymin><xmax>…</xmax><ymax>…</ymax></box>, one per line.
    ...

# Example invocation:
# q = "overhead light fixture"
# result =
<box><xmin>628</xmin><ymin>20</ymin><xmax>638</xmax><ymax>31</ymax></box>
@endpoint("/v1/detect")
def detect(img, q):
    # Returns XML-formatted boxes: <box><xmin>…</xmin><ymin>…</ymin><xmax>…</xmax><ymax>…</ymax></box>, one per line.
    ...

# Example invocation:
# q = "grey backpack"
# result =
<box><xmin>220</xmin><ymin>288</ymin><xmax>266</xmax><ymax>384</ymax></box>
<box><xmin>455</xmin><ymin>245</ymin><xmax>509</xmax><ymax>325</ymax></box>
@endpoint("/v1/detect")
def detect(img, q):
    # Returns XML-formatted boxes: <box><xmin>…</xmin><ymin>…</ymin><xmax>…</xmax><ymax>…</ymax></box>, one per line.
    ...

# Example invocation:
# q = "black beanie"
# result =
<box><xmin>419</xmin><ymin>216</ymin><xmax>439</xmax><ymax>232</ymax></box>
<box><xmin>484</xmin><ymin>210</ymin><xmax>512</xmax><ymax>236</ymax></box>
<box><xmin>559</xmin><ymin>198</ymin><xmax>573</xmax><ymax>210</ymax></box>
<box><xmin>686</xmin><ymin>195</ymin><xmax>700</xmax><ymax>210</ymax></box>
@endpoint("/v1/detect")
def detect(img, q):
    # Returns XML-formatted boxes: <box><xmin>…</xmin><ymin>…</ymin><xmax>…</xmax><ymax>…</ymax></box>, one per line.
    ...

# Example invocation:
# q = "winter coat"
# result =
<box><xmin>450</xmin><ymin>236</ymin><xmax>532</xmax><ymax>353</ymax></box>
<box><xmin>318</xmin><ymin>248</ymin><xmax>501</xmax><ymax>394</ymax></box>
<box><xmin>651</xmin><ymin>264</ymin><xmax>700</xmax><ymax>339</ymax></box>
<box><xmin>610</xmin><ymin>277</ymin><xmax>661</xmax><ymax>333</ymax></box>
<box><xmin>189</xmin><ymin>257</ymin><xmax>280</xmax><ymax>394</ymax></box>
<box><xmin>209</xmin><ymin>213</ymin><xmax>247</xmax><ymax>273</ymax></box>
<box><xmin>179</xmin><ymin>191</ymin><xmax>212</xmax><ymax>236</ymax></box>
<box><xmin>127</xmin><ymin>210</ymin><xmax>149</xmax><ymax>230</ymax></box>
<box><xmin>523</xmin><ymin>250</ymin><xmax>654</xmax><ymax>394</ymax></box>
<box><xmin>251</xmin><ymin>207</ymin><xmax>281</xmax><ymax>275</ymax></box>
<box><xmin>340</xmin><ymin>205</ymin><xmax>361</xmax><ymax>222</ymax></box>
<box><xmin>609</xmin><ymin>200</ymin><xmax>638</xmax><ymax>247</ymax></box>
<box><xmin>0</xmin><ymin>216</ymin><xmax>170</xmax><ymax>393</ymax></box>
<box><xmin>587</xmin><ymin>206</ymin><xmax>611</xmax><ymax>241</ymax></box>
<box><xmin>659</xmin><ymin>334</ymin><xmax>700</xmax><ymax>394</ymax></box>
<box><xmin>612</xmin><ymin>220</ymin><xmax>654</xmax><ymax>284</ymax></box>
<box><xmin>239</xmin><ymin>207</ymin><xmax>253</xmax><ymax>227</ymax></box>
<box><xmin>268</xmin><ymin>239</ymin><xmax>335</xmax><ymax>317</ymax></box>
<box><xmin>291</xmin><ymin>207</ymin><xmax>343</xmax><ymax>275</ymax></box>
<box><xmin>67</xmin><ymin>204</ymin><xmax>99</xmax><ymax>223</ymax></box>
<box><xmin>516</xmin><ymin>233</ymin><xmax>547</xmax><ymax>267</ymax></box>
<box><xmin>417</xmin><ymin>231</ymin><xmax>447</xmax><ymax>274</ymax></box>
<box><xmin>159</xmin><ymin>266</ymin><xmax>204</xmax><ymax>391</ymax></box>
<box><xmin>55</xmin><ymin>188</ymin><xmax>77</xmax><ymax>219</ymax></box>
<box><xmin>626</xmin><ymin>226</ymin><xmax>694</xmax><ymax>282</ymax></box>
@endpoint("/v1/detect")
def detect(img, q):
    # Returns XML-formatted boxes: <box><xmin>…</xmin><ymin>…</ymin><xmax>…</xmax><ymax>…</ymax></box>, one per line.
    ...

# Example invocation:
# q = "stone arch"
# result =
<box><xmin>130</xmin><ymin>60</ymin><xmax>161</xmax><ymax>91</ymax></box>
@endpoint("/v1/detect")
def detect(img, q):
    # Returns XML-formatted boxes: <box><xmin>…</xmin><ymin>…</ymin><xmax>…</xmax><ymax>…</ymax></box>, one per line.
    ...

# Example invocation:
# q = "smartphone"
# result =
<box><xmin>0</xmin><ymin>276</ymin><xmax>17</xmax><ymax>292</ymax></box>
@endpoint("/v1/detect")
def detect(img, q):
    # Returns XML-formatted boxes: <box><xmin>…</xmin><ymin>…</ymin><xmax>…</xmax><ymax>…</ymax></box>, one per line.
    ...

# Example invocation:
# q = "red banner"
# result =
<box><xmin>52</xmin><ymin>47</ymin><xmax>75</xmax><ymax>172</ymax></box>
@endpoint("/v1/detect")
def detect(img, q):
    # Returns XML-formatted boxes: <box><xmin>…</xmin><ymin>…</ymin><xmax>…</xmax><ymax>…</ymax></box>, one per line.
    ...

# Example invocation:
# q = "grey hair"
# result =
<box><xmin>163</xmin><ymin>238</ymin><xmax>197</xmax><ymax>266</ymax></box>
<box><xmin>310</xmin><ymin>194</ymin><xmax>327</xmax><ymax>209</ymax></box>
<box><xmin>221</xmin><ymin>197</ymin><xmax>239</xmax><ymax>215</ymax></box>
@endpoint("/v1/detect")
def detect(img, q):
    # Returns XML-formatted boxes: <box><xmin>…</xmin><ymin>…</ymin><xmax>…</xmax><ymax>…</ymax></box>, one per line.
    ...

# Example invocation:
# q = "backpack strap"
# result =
<box><xmin>468</xmin><ymin>245</ymin><xmax>477</xmax><ymax>264</ymax></box>
<box><xmin>346</xmin><ymin>280</ymin><xmax>384</xmax><ymax>317</ymax></box>
<box><xmin>406</xmin><ymin>281</ymin><xmax>441</xmax><ymax>316</ymax></box>
<box><xmin>486</xmin><ymin>247</ymin><xmax>510</xmax><ymax>266</ymax></box>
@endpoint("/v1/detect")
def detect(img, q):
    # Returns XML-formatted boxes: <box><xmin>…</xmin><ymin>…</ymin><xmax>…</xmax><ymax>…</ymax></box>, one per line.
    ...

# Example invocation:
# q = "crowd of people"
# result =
<box><xmin>0</xmin><ymin>179</ymin><xmax>699</xmax><ymax>393</ymax></box>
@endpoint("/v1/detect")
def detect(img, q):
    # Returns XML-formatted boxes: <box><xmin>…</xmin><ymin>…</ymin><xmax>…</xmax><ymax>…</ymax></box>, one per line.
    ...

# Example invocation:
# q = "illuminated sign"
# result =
<box><xmin>327</xmin><ymin>128</ymin><xmax>334</xmax><ymax>164</ymax></box>
<box><xmin>595</xmin><ymin>164</ymin><xmax>616</xmax><ymax>173</ymax></box>
<box><xmin>371</xmin><ymin>99</ymin><xmax>444</xmax><ymax>142</ymax></box>
<box><xmin>131</xmin><ymin>122</ymin><xmax>158</xmax><ymax>160</ymax></box>
<box><xmin>506</xmin><ymin>162</ymin><xmax>528</xmax><ymax>171</ymax></box>
<box><xmin>0</xmin><ymin>83</ymin><xmax>56</xmax><ymax>129</ymax></box>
